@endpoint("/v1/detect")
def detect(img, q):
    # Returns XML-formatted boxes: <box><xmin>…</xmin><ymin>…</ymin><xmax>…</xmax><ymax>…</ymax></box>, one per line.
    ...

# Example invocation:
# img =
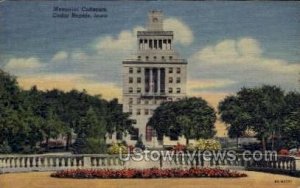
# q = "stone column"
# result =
<box><xmin>149</xmin><ymin>68</ymin><xmax>153</xmax><ymax>94</ymax></box>
<box><xmin>157</xmin><ymin>68</ymin><xmax>161</xmax><ymax>94</ymax></box>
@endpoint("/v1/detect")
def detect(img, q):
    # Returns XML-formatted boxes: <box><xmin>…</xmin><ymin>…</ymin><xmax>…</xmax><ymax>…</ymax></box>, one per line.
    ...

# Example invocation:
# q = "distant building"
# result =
<box><xmin>107</xmin><ymin>11</ymin><xmax>188</xmax><ymax>147</ymax></box>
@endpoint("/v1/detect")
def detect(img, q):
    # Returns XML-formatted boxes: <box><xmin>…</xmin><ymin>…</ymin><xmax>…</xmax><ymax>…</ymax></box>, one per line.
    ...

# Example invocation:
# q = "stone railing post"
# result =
<box><xmin>83</xmin><ymin>156</ymin><xmax>91</xmax><ymax>168</ymax></box>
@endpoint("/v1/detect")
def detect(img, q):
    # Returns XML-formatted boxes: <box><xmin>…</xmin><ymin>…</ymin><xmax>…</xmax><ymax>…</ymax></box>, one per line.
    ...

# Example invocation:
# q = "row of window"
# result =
<box><xmin>128</xmin><ymin>87</ymin><xmax>181</xmax><ymax>94</ymax></box>
<box><xmin>129</xmin><ymin>77</ymin><xmax>142</xmax><ymax>83</ymax></box>
<box><xmin>129</xmin><ymin>98</ymin><xmax>163</xmax><ymax>105</ymax></box>
<box><xmin>129</xmin><ymin>108</ymin><xmax>154</xmax><ymax>116</ymax></box>
<box><xmin>128</xmin><ymin>77</ymin><xmax>181</xmax><ymax>84</ymax></box>
<box><xmin>138</xmin><ymin>56</ymin><xmax>173</xmax><ymax>61</ymax></box>
<box><xmin>129</xmin><ymin>67</ymin><xmax>181</xmax><ymax>74</ymax></box>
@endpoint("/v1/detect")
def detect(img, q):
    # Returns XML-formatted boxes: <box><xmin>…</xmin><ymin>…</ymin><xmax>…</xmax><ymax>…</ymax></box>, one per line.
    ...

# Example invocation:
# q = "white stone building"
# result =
<box><xmin>107</xmin><ymin>11</ymin><xmax>188</xmax><ymax>147</ymax></box>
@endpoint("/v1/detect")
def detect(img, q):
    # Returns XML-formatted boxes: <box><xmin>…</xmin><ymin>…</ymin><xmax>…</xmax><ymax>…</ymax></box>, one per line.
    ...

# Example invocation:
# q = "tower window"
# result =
<box><xmin>176</xmin><ymin>77</ymin><xmax>181</xmax><ymax>83</ymax></box>
<box><xmin>169</xmin><ymin>68</ymin><xmax>173</xmax><ymax>73</ymax></box>
<box><xmin>137</xmin><ymin>87</ymin><xmax>141</xmax><ymax>93</ymax></box>
<box><xmin>137</xmin><ymin>67</ymin><xmax>141</xmax><ymax>73</ymax></box>
<box><xmin>129</xmin><ymin>67</ymin><xmax>133</xmax><ymax>73</ymax></box>
<box><xmin>176</xmin><ymin>88</ymin><xmax>181</xmax><ymax>94</ymax></box>
<box><xmin>153</xmin><ymin>56</ymin><xmax>157</xmax><ymax>60</ymax></box>
<box><xmin>137</xmin><ymin>77</ymin><xmax>141</xmax><ymax>83</ymax></box>
<box><xmin>129</xmin><ymin>87</ymin><xmax>133</xmax><ymax>93</ymax></box>
<box><xmin>146</xmin><ymin>56</ymin><xmax>149</xmax><ymax>61</ymax></box>
<box><xmin>169</xmin><ymin>77</ymin><xmax>173</xmax><ymax>83</ymax></box>
<box><xmin>168</xmin><ymin>88</ymin><xmax>173</xmax><ymax>93</ymax></box>
<box><xmin>169</xmin><ymin>56</ymin><xmax>173</xmax><ymax>60</ymax></box>
<box><xmin>129</xmin><ymin>77</ymin><xmax>133</xmax><ymax>83</ymax></box>
<box><xmin>162</xmin><ymin>56</ymin><xmax>165</xmax><ymax>60</ymax></box>
<box><xmin>138</xmin><ymin>56</ymin><xmax>141</xmax><ymax>59</ymax></box>
<box><xmin>176</xmin><ymin>68</ymin><xmax>181</xmax><ymax>74</ymax></box>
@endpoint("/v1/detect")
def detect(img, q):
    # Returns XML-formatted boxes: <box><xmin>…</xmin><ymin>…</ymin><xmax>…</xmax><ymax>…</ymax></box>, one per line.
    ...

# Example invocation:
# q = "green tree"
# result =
<box><xmin>218</xmin><ymin>96</ymin><xmax>248</xmax><ymax>148</ymax></box>
<box><xmin>73</xmin><ymin>107</ymin><xmax>106</xmax><ymax>154</ymax></box>
<box><xmin>148</xmin><ymin>97</ymin><xmax>217</xmax><ymax>144</ymax></box>
<box><xmin>218</xmin><ymin>85</ymin><xmax>286</xmax><ymax>151</ymax></box>
<box><xmin>281</xmin><ymin>92</ymin><xmax>300</xmax><ymax>149</ymax></box>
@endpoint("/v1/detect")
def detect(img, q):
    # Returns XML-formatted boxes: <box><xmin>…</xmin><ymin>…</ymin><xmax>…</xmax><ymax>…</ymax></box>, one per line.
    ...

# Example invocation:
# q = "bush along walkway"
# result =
<box><xmin>51</xmin><ymin>168</ymin><xmax>247</xmax><ymax>179</ymax></box>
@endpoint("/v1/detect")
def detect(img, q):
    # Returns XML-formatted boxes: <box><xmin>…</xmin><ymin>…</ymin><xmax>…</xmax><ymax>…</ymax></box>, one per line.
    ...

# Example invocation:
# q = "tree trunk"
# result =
<box><xmin>271</xmin><ymin>131</ymin><xmax>275</xmax><ymax>151</ymax></box>
<box><xmin>262</xmin><ymin>136</ymin><xmax>266</xmax><ymax>152</ymax></box>
<box><xmin>186</xmin><ymin>138</ymin><xmax>189</xmax><ymax>145</ymax></box>
<box><xmin>66</xmin><ymin>133</ymin><xmax>71</xmax><ymax>151</ymax></box>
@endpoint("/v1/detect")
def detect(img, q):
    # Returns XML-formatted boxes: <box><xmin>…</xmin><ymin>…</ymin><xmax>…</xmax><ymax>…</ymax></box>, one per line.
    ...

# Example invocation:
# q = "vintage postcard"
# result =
<box><xmin>0</xmin><ymin>1</ymin><xmax>299</xmax><ymax>188</ymax></box>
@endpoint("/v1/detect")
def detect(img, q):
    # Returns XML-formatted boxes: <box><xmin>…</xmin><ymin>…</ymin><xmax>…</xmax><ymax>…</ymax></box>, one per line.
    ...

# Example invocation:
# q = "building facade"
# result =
<box><xmin>108</xmin><ymin>11</ymin><xmax>188</xmax><ymax>147</ymax></box>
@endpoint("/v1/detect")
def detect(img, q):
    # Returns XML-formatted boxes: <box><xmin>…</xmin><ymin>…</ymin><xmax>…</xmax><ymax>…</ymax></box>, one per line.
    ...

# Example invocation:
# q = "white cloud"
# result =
<box><xmin>189</xmin><ymin>37</ymin><xmax>300</xmax><ymax>91</ymax></box>
<box><xmin>164</xmin><ymin>18</ymin><xmax>194</xmax><ymax>45</ymax></box>
<box><xmin>52</xmin><ymin>51</ymin><xmax>69</xmax><ymax>62</ymax></box>
<box><xmin>94</xmin><ymin>17</ymin><xmax>193</xmax><ymax>53</ymax></box>
<box><xmin>94</xmin><ymin>26</ymin><xmax>145</xmax><ymax>52</ymax></box>
<box><xmin>4</xmin><ymin>57</ymin><xmax>43</xmax><ymax>72</ymax></box>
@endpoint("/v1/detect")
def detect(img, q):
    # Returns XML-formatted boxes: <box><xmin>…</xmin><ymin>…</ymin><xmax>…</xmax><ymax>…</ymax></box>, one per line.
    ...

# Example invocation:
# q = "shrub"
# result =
<box><xmin>191</xmin><ymin>139</ymin><xmax>221</xmax><ymax>151</ymax></box>
<box><xmin>107</xmin><ymin>143</ymin><xmax>128</xmax><ymax>155</ymax></box>
<box><xmin>51</xmin><ymin>168</ymin><xmax>247</xmax><ymax>179</ymax></box>
<box><xmin>278</xmin><ymin>149</ymin><xmax>289</xmax><ymax>156</ymax></box>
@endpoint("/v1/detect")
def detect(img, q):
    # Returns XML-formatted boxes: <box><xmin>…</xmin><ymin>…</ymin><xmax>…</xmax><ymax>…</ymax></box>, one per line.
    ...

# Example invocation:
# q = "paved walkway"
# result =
<box><xmin>0</xmin><ymin>171</ymin><xmax>299</xmax><ymax>188</ymax></box>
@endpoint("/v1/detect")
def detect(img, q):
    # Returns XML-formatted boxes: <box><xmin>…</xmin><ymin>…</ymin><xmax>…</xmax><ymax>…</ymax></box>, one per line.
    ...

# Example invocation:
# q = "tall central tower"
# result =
<box><xmin>122</xmin><ymin>11</ymin><xmax>188</xmax><ymax>147</ymax></box>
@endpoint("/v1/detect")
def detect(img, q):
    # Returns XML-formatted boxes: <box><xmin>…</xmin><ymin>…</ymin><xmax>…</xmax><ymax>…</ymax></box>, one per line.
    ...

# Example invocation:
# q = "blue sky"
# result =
<box><xmin>0</xmin><ymin>1</ymin><xmax>299</xmax><ymax>102</ymax></box>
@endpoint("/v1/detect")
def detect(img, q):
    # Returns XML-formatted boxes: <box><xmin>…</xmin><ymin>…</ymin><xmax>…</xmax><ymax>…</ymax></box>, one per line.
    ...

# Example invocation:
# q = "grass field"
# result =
<box><xmin>0</xmin><ymin>171</ymin><xmax>299</xmax><ymax>188</ymax></box>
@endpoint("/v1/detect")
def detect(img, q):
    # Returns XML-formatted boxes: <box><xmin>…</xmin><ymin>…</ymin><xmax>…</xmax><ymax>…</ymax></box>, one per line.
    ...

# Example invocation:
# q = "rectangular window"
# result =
<box><xmin>129</xmin><ymin>77</ymin><xmax>133</xmax><ymax>83</ymax></box>
<box><xmin>145</xmin><ymin>109</ymin><xmax>149</xmax><ymax>115</ymax></box>
<box><xmin>144</xmin><ymin>100</ymin><xmax>149</xmax><ymax>104</ymax></box>
<box><xmin>168</xmin><ymin>88</ymin><xmax>173</xmax><ymax>93</ymax></box>
<box><xmin>176</xmin><ymin>77</ymin><xmax>181</xmax><ymax>83</ymax></box>
<box><xmin>129</xmin><ymin>87</ymin><xmax>133</xmax><ymax>93</ymax></box>
<box><xmin>129</xmin><ymin>67</ymin><xmax>133</xmax><ymax>74</ymax></box>
<box><xmin>176</xmin><ymin>68</ymin><xmax>181</xmax><ymax>74</ymax></box>
<box><xmin>137</xmin><ymin>87</ymin><xmax>141</xmax><ymax>93</ymax></box>
<box><xmin>128</xmin><ymin>108</ymin><xmax>133</xmax><ymax>115</ymax></box>
<box><xmin>137</xmin><ymin>77</ymin><xmax>141</xmax><ymax>83</ymax></box>
<box><xmin>168</xmin><ymin>68</ymin><xmax>173</xmax><ymax>74</ymax></box>
<box><xmin>137</xmin><ymin>68</ymin><xmax>141</xmax><ymax>73</ymax></box>
<box><xmin>137</xmin><ymin>98</ymin><xmax>141</xmax><ymax>104</ymax></box>
<box><xmin>169</xmin><ymin>77</ymin><xmax>173</xmax><ymax>83</ymax></box>
<box><xmin>137</xmin><ymin>109</ymin><xmax>141</xmax><ymax>115</ymax></box>
<box><xmin>176</xmin><ymin>88</ymin><xmax>181</xmax><ymax>93</ymax></box>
